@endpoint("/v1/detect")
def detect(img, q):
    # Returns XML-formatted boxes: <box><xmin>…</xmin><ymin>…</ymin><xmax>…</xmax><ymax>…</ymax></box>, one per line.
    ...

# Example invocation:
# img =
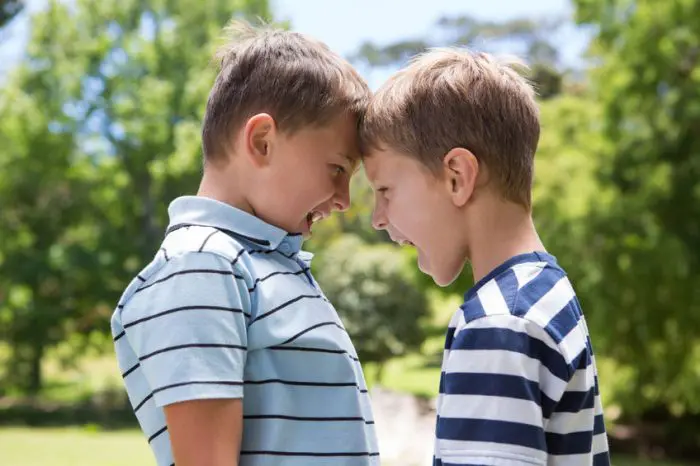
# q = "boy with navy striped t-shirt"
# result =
<box><xmin>360</xmin><ymin>49</ymin><xmax>611</xmax><ymax>465</ymax></box>
<box><xmin>111</xmin><ymin>20</ymin><xmax>378</xmax><ymax>466</ymax></box>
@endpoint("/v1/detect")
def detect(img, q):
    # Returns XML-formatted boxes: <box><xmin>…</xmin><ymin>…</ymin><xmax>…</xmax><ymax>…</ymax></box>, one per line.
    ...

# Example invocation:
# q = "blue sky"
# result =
<box><xmin>273</xmin><ymin>0</ymin><xmax>590</xmax><ymax>87</ymax></box>
<box><xmin>275</xmin><ymin>0</ymin><xmax>586</xmax><ymax>56</ymax></box>
<box><xmin>1</xmin><ymin>0</ymin><xmax>590</xmax><ymax>85</ymax></box>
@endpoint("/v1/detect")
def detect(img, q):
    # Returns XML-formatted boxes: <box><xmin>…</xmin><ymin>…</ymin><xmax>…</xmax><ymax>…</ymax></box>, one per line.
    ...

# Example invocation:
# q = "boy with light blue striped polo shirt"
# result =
<box><xmin>111</xmin><ymin>20</ymin><xmax>378</xmax><ymax>466</ymax></box>
<box><xmin>360</xmin><ymin>49</ymin><xmax>611</xmax><ymax>465</ymax></box>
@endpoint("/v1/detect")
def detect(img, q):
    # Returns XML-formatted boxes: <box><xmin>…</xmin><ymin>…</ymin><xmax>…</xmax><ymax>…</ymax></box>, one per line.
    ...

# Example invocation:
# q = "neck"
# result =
<box><xmin>465</xmin><ymin>196</ymin><xmax>545</xmax><ymax>284</ymax></box>
<box><xmin>197</xmin><ymin>162</ymin><xmax>254</xmax><ymax>215</ymax></box>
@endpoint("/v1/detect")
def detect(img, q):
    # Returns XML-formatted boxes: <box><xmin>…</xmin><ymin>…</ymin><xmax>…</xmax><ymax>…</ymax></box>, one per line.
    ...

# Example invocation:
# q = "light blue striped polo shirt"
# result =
<box><xmin>111</xmin><ymin>196</ymin><xmax>379</xmax><ymax>466</ymax></box>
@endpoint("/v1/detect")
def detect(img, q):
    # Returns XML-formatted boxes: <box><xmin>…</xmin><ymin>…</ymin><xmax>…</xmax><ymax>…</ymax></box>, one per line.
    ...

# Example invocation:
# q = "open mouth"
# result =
<box><xmin>306</xmin><ymin>211</ymin><xmax>324</xmax><ymax>229</ymax></box>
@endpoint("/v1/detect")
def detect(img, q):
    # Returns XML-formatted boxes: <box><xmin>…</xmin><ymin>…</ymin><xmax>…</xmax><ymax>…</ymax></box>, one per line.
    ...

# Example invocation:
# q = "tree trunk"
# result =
<box><xmin>28</xmin><ymin>338</ymin><xmax>44</xmax><ymax>395</ymax></box>
<box><xmin>375</xmin><ymin>361</ymin><xmax>385</xmax><ymax>386</ymax></box>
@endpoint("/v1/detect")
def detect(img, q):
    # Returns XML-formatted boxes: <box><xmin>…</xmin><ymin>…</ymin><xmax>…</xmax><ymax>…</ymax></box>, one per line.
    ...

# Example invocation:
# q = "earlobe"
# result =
<box><xmin>243</xmin><ymin>113</ymin><xmax>275</xmax><ymax>167</ymax></box>
<box><xmin>443</xmin><ymin>148</ymin><xmax>478</xmax><ymax>207</ymax></box>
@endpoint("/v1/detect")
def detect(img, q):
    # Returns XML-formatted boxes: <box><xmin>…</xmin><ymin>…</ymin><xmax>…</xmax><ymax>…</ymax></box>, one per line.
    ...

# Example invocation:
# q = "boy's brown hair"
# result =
<box><xmin>203</xmin><ymin>20</ymin><xmax>370</xmax><ymax>160</ymax></box>
<box><xmin>359</xmin><ymin>48</ymin><xmax>540</xmax><ymax>208</ymax></box>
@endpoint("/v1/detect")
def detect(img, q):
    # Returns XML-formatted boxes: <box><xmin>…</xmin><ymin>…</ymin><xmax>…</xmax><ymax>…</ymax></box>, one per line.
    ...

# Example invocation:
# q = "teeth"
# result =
<box><xmin>311</xmin><ymin>212</ymin><xmax>323</xmax><ymax>223</ymax></box>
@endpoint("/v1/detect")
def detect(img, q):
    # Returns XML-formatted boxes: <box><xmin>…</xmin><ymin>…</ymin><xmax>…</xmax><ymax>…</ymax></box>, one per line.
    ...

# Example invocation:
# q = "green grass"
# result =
<box><xmin>0</xmin><ymin>427</ymin><xmax>694</xmax><ymax>466</ymax></box>
<box><xmin>0</xmin><ymin>427</ymin><xmax>153</xmax><ymax>466</ymax></box>
<box><xmin>378</xmin><ymin>353</ymin><xmax>441</xmax><ymax>397</ymax></box>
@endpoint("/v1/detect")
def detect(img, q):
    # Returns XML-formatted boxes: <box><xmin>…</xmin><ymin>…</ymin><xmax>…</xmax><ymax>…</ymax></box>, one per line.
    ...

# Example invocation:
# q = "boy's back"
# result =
<box><xmin>436</xmin><ymin>252</ymin><xmax>608</xmax><ymax>465</ymax></box>
<box><xmin>112</xmin><ymin>197</ymin><xmax>378</xmax><ymax>465</ymax></box>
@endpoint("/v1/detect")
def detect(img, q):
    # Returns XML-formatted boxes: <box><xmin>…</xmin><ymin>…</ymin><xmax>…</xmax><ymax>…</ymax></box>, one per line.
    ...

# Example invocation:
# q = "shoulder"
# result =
<box><xmin>457</xmin><ymin>262</ymin><xmax>587</xmax><ymax>377</ymax></box>
<box><xmin>459</xmin><ymin>260</ymin><xmax>557</xmax><ymax>321</ymax></box>
<box><xmin>117</xmin><ymin>249</ymin><xmax>253</xmax><ymax>339</ymax></box>
<box><xmin>460</xmin><ymin>261</ymin><xmax>578</xmax><ymax>335</ymax></box>
<box><xmin>122</xmin><ymin>247</ymin><xmax>253</xmax><ymax>315</ymax></box>
<box><xmin>162</xmin><ymin>225</ymin><xmax>250</xmax><ymax>267</ymax></box>
<box><xmin>511</xmin><ymin>264</ymin><xmax>590</xmax><ymax>368</ymax></box>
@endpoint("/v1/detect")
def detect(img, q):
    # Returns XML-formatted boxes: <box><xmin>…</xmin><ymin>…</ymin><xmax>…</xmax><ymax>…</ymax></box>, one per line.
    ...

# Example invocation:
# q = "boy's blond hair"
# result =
<box><xmin>360</xmin><ymin>48</ymin><xmax>540</xmax><ymax>208</ymax></box>
<box><xmin>203</xmin><ymin>20</ymin><xmax>370</xmax><ymax>160</ymax></box>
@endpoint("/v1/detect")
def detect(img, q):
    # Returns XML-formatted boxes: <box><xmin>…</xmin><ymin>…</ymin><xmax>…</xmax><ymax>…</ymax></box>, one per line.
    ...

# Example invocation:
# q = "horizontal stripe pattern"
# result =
<box><xmin>111</xmin><ymin>197</ymin><xmax>377</xmax><ymax>466</ymax></box>
<box><xmin>434</xmin><ymin>252</ymin><xmax>610</xmax><ymax>465</ymax></box>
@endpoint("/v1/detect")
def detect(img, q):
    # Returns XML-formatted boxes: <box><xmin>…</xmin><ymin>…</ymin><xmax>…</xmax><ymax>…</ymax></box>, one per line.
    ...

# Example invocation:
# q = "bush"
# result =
<box><xmin>313</xmin><ymin>234</ymin><xmax>430</xmax><ymax>381</ymax></box>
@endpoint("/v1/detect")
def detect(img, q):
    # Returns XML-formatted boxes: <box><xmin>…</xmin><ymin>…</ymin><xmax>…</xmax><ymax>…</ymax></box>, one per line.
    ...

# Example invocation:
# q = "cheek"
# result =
<box><xmin>305</xmin><ymin>160</ymin><xmax>336</xmax><ymax>189</ymax></box>
<box><xmin>400</xmin><ymin>194</ymin><xmax>451</xmax><ymax>240</ymax></box>
<box><xmin>292</xmin><ymin>169</ymin><xmax>337</xmax><ymax>206</ymax></box>
<box><xmin>387</xmin><ymin>192</ymin><xmax>426</xmax><ymax>231</ymax></box>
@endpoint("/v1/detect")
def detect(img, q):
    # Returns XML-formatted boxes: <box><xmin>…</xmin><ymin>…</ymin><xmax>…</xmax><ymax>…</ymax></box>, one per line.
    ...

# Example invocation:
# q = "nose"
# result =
<box><xmin>371</xmin><ymin>202</ymin><xmax>387</xmax><ymax>230</ymax></box>
<box><xmin>333</xmin><ymin>180</ymin><xmax>351</xmax><ymax>212</ymax></box>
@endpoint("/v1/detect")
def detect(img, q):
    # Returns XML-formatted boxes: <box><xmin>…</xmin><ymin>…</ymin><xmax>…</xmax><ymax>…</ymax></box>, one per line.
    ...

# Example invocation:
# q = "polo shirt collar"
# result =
<box><xmin>166</xmin><ymin>196</ymin><xmax>303</xmax><ymax>253</ymax></box>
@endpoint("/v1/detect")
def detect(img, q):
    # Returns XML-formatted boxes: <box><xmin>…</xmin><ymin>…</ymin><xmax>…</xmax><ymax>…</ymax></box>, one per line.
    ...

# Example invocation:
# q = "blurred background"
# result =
<box><xmin>0</xmin><ymin>0</ymin><xmax>699</xmax><ymax>464</ymax></box>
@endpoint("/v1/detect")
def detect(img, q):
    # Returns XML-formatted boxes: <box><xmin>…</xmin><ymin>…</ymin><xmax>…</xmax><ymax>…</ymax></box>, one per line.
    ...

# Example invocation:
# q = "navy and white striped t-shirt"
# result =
<box><xmin>111</xmin><ymin>196</ymin><xmax>379</xmax><ymax>466</ymax></box>
<box><xmin>434</xmin><ymin>252</ymin><xmax>611</xmax><ymax>466</ymax></box>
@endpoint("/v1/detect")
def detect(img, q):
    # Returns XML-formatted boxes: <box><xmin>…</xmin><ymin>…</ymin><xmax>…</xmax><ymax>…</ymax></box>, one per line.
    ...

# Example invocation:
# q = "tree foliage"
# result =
<box><xmin>0</xmin><ymin>0</ymin><xmax>272</xmax><ymax>393</ymax></box>
<box><xmin>0</xmin><ymin>0</ymin><xmax>22</xmax><ymax>29</ymax></box>
<box><xmin>351</xmin><ymin>14</ymin><xmax>567</xmax><ymax>98</ymax></box>
<box><xmin>313</xmin><ymin>235</ymin><xmax>430</xmax><ymax>381</ymax></box>
<box><xmin>572</xmin><ymin>0</ymin><xmax>700</xmax><ymax>416</ymax></box>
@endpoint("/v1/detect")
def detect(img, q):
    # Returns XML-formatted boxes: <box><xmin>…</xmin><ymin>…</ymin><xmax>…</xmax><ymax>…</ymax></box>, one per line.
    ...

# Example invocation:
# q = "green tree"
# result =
<box><xmin>573</xmin><ymin>0</ymin><xmax>700</xmax><ymax>417</ymax></box>
<box><xmin>313</xmin><ymin>235</ymin><xmax>430</xmax><ymax>382</ymax></box>
<box><xmin>352</xmin><ymin>15</ymin><xmax>567</xmax><ymax>98</ymax></box>
<box><xmin>0</xmin><ymin>77</ymin><xmax>96</xmax><ymax>394</ymax></box>
<box><xmin>0</xmin><ymin>0</ymin><xmax>272</xmax><ymax>394</ymax></box>
<box><xmin>0</xmin><ymin>0</ymin><xmax>22</xmax><ymax>29</ymax></box>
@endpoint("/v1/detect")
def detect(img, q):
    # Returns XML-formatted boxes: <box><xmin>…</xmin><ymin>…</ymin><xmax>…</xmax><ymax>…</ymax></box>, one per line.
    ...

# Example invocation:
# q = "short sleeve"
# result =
<box><xmin>122</xmin><ymin>251</ymin><xmax>250</xmax><ymax>407</ymax></box>
<box><xmin>436</xmin><ymin>313</ymin><xmax>569</xmax><ymax>465</ymax></box>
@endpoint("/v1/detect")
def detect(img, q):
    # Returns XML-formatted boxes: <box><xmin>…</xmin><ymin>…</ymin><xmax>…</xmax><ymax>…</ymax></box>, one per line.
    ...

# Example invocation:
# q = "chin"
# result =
<box><xmin>420</xmin><ymin>257</ymin><xmax>466</xmax><ymax>288</ymax></box>
<box><xmin>431</xmin><ymin>271</ymin><xmax>460</xmax><ymax>287</ymax></box>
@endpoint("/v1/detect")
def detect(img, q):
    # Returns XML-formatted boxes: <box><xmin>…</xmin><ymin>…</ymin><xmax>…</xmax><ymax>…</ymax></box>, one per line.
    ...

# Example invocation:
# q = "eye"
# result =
<box><xmin>332</xmin><ymin>164</ymin><xmax>346</xmax><ymax>176</ymax></box>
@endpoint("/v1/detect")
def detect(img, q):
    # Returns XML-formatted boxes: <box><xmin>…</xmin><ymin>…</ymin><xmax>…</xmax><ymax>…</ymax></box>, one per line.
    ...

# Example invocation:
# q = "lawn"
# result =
<box><xmin>0</xmin><ymin>427</ymin><xmax>153</xmax><ymax>466</ymax></box>
<box><xmin>0</xmin><ymin>427</ymin><xmax>694</xmax><ymax>466</ymax></box>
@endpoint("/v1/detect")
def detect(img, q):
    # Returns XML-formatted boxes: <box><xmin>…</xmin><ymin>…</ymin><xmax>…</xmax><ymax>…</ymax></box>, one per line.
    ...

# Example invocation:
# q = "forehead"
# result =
<box><xmin>363</xmin><ymin>147</ymin><xmax>413</xmax><ymax>182</ymax></box>
<box><xmin>316</xmin><ymin>114</ymin><xmax>362</xmax><ymax>158</ymax></box>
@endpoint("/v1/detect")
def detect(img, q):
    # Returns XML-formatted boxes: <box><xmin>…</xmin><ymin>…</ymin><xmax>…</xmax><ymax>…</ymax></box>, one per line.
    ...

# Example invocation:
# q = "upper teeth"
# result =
<box><xmin>311</xmin><ymin>212</ymin><xmax>323</xmax><ymax>223</ymax></box>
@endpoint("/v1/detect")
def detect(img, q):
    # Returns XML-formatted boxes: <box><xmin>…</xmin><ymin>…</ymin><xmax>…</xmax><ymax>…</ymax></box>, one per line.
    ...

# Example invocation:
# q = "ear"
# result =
<box><xmin>242</xmin><ymin>113</ymin><xmax>276</xmax><ymax>167</ymax></box>
<box><xmin>442</xmin><ymin>147</ymin><xmax>479</xmax><ymax>207</ymax></box>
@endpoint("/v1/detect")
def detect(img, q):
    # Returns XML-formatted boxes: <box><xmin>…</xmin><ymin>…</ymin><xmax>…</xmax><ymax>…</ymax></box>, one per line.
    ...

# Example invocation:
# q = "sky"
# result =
<box><xmin>273</xmin><ymin>0</ymin><xmax>591</xmax><ymax>87</ymax></box>
<box><xmin>275</xmin><ymin>0</ymin><xmax>586</xmax><ymax>57</ymax></box>
<box><xmin>0</xmin><ymin>0</ymin><xmax>591</xmax><ymax>86</ymax></box>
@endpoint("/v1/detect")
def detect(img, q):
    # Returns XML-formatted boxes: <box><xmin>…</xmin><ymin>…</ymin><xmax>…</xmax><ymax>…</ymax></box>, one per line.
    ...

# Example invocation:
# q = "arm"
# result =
<box><xmin>436</xmin><ymin>313</ymin><xmax>569</xmax><ymax>465</ymax></box>
<box><xmin>165</xmin><ymin>398</ymin><xmax>242</xmax><ymax>466</ymax></box>
<box><xmin>124</xmin><ymin>251</ymin><xmax>250</xmax><ymax>466</ymax></box>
